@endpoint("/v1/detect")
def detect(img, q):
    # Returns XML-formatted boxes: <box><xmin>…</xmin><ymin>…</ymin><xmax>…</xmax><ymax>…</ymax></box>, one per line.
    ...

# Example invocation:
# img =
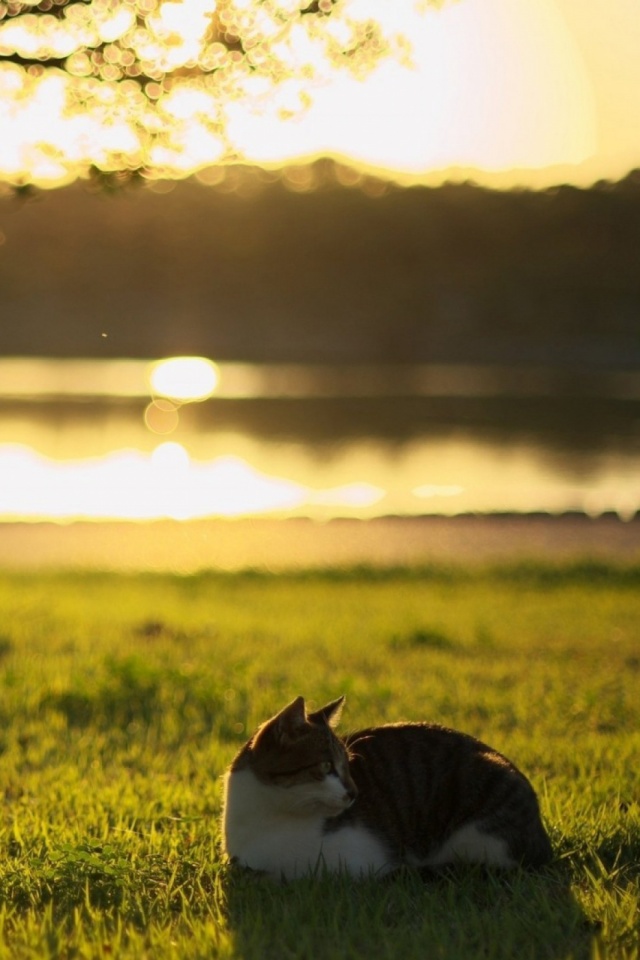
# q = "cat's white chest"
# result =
<box><xmin>223</xmin><ymin>769</ymin><xmax>389</xmax><ymax>880</ymax></box>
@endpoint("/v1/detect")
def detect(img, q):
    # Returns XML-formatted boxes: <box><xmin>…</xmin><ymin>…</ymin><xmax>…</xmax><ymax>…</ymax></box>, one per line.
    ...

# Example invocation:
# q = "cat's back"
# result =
<box><xmin>334</xmin><ymin>722</ymin><xmax>552</xmax><ymax>869</ymax></box>
<box><xmin>344</xmin><ymin>720</ymin><xmax>519</xmax><ymax>783</ymax></box>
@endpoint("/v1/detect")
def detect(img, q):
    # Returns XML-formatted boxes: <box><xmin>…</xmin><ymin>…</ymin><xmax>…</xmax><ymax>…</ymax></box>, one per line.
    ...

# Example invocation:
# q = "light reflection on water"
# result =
<box><xmin>0</xmin><ymin>442</ymin><xmax>385</xmax><ymax>520</ymax></box>
<box><xmin>0</xmin><ymin>358</ymin><xmax>639</xmax><ymax>522</ymax></box>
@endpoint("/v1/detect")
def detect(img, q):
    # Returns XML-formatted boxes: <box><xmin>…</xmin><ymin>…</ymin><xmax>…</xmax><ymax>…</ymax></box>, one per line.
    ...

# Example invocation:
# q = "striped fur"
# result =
<box><xmin>222</xmin><ymin>696</ymin><xmax>552</xmax><ymax>879</ymax></box>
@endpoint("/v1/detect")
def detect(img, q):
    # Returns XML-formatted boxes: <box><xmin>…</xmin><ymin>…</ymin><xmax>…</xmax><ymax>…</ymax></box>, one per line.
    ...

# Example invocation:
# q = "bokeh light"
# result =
<box><xmin>0</xmin><ymin>0</ymin><xmax>401</xmax><ymax>186</ymax></box>
<box><xmin>144</xmin><ymin>398</ymin><xmax>180</xmax><ymax>435</ymax></box>
<box><xmin>148</xmin><ymin>356</ymin><xmax>219</xmax><ymax>401</ymax></box>
<box><xmin>0</xmin><ymin>0</ymin><xmax>616</xmax><ymax>188</ymax></box>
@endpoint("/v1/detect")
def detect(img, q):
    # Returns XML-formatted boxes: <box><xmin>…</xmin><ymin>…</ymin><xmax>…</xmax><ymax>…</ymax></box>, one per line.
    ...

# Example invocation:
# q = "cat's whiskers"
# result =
<box><xmin>345</xmin><ymin>734</ymin><xmax>374</xmax><ymax>763</ymax></box>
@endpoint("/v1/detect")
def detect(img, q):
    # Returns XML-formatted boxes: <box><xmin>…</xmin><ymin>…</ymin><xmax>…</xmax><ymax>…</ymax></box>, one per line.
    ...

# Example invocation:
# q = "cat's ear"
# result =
<box><xmin>272</xmin><ymin>696</ymin><xmax>307</xmax><ymax>743</ymax></box>
<box><xmin>308</xmin><ymin>696</ymin><xmax>345</xmax><ymax>729</ymax></box>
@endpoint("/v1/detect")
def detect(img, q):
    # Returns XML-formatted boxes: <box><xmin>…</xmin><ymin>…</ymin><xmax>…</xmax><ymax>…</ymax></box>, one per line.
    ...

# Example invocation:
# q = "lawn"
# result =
<box><xmin>0</xmin><ymin>562</ymin><xmax>638</xmax><ymax>959</ymax></box>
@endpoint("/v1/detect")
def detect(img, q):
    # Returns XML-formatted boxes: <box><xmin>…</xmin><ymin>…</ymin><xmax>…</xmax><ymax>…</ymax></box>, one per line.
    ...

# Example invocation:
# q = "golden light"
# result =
<box><xmin>0</xmin><ymin>443</ymin><xmax>388</xmax><ymax>520</ymax></box>
<box><xmin>229</xmin><ymin>0</ymin><xmax>596</xmax><ymax>177</ymax></box>
<box><xmin>150</xmin><ymin>440</ymin><xmax>191</xmax><ymax>470</ymax></box>
<box><xmin>413</xmin><ymin>483</ymin><xmax>464</xmax><ymax>501</ymax></box>
<box><xmin>0</xmin><ymin>0</ymin><xmax>616</xmax><ymax>187</ymax></box>
<box><xmin>148</xmin><ymin>356</ymin><xmax>219</xmax><ymax>402</ymax></box>
<box><xmin>191</xmin><ymin>455</ymin><xmax>305</xmax><ymax>516</ymax></box>
<box><xmin>147</xmin><ymin>0</ymin><xmax>215</xmax><ymax>69</ymax></box>
<box><xmin>308</xmin><ymin>482</ymin><xmax>385</xmax><ymax>509</ymax></box>
<box><xmin>144</xmin><ymin>399</ymin><xmax>181</xmax><ymax>435</ymax></box>
<box><xmin>96</xmin><ymin>7</ymin><xmax>137</xmax><ymax>44</ymax></box>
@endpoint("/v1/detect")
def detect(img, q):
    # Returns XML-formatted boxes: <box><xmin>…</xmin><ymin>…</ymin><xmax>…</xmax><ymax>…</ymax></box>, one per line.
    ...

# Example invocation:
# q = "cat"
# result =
<box><xmin>222</xmin><ymin>695</ymin><xmax>553</xmax><ymax>880</ymax></box>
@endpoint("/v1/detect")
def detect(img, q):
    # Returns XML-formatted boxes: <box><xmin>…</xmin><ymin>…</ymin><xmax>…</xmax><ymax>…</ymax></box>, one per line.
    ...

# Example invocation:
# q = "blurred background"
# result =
<box><xmin>0</xmin><ymin>0</ymin><xmax>639</xmax><ymax>552</ymax></box>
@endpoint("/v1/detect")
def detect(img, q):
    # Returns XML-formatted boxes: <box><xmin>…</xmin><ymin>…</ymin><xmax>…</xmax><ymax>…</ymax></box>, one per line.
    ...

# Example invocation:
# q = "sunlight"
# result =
<box><xmin>148</xmin><ymin>357</ymin><xmax>219</xmax><ymax>402</ymax></box>
<box><xmin>146</xmin><ymin>0</ymin><xmax>214</xmax><ymax>71</ymax></box>
<box><xmin>144</xmin><ymin>399</ymin><xmax>181</xmax><ymax>435</ymax></box>
<box><xmin>412</xmin><ymin>484</ymin><xmax>464</xmax><ymax>501</ymax></box>
<box><xmin>0</xmin><ymin>0</ymin><xmax>606</xmax><ymax>186</ymax></box>
<box><xmin>231</xmin><ymin>0</ymin><xmax>596</xmax><ymax>175</ymax></box>
<box><xmin>308</xmin><ymin>482</ymin><xmax>385</xmax><ymax>509</ymax></box>
<box><xmin>0</xmin><ymin>358</ymin><xmax>149</xmax><ymax>399</ymax></box>
<box><xmin>150</xmin><ymin>440</ymin><xmax>191</xmax><ymax>472</ymax></box>
<box><xmin>2</xmin><ymin>358</ymin><xmax>639</xmax><ymax>523</ymax></box>
<box><xmin>0</xmin><ymin>443</ymin><xmax>387</xmax><ymax>520</ymax></box>
<box><xmin>191</xmin><ymin>455</ymin><xmax>304</xmax><ymax>516</ymax></box>
<box><xmin>0</xmin><ymin>422</ymin><xmax>638</xmax><ymax>522</ymax></box>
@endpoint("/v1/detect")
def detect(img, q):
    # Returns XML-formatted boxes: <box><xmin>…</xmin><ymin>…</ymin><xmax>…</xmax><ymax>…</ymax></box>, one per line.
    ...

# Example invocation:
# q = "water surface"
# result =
<box><xmin>0</xmin><ymin>359</ymin><xmax>638</xmax><ymax>521</ymax></box>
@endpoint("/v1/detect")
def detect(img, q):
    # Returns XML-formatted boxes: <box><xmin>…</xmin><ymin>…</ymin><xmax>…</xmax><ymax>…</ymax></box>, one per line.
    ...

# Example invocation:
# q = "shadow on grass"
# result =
<box><xmin>222</xmin><ymin>865</ymin><xmax>595</xmax><ymax>960</ymax></box>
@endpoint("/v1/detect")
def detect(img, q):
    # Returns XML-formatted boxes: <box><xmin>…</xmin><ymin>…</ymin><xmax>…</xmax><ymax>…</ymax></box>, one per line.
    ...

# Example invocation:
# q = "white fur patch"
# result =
<box><xmin>222</xmin><ymin>769</ymin><xmax>389</xmax><ymax>880</ymax></box>
<box><xmin>422</xmin><ymin>823</ymin><xmax>515</xmax><ymax>869</ymax></box>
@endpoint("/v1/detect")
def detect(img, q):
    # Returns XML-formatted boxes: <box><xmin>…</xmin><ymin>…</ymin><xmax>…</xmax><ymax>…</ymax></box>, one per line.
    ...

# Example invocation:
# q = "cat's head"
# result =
<box><xmin>235</xmin><ymin>696</ymin><xmax>357</xmax><ymax>817</ymax></box>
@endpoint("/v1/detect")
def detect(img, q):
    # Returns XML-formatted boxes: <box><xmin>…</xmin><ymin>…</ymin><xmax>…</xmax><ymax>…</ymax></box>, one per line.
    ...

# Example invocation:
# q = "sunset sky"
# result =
<box><xmin>1</xmin><ymin>0</ymin><xmax>639</xmax><ymax>521</ymax></box>
<box><xmin>1</xmin><ymin>0</ymin><xmax>639</xmax><ymax>189</ymax></box>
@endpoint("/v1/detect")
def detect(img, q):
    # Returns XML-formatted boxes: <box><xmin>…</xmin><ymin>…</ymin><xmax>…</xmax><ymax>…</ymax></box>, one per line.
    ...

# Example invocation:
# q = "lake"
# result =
<box><xmin>0</xmin><ymin>358</ymin><xmax>639</xmax><ymax>522</ymax></box>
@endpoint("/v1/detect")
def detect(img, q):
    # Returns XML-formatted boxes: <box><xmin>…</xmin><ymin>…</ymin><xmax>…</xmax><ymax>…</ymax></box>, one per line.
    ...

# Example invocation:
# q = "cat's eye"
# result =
<box><xmin>319</xmin><ymin>761</ymin><xmax>333</xmax><ymax>775</ymax></box>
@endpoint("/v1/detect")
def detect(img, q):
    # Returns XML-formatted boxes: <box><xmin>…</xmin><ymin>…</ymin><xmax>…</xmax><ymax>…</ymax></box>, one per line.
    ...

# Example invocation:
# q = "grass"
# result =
<box><xmin>0</xmin><ymin>561</ymin><xmax>638</xmax><ymax>959</ymax></box>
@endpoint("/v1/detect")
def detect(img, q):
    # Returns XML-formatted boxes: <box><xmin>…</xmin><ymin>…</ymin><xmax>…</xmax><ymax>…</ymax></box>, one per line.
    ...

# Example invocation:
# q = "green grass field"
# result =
<box><xmin>0</xmin><ymin>562</ymin><xmax>638</xmax><ymax>959</ymax></box>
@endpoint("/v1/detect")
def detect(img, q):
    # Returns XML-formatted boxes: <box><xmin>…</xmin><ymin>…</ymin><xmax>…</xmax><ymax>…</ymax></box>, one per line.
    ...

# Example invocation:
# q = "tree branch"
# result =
<box><xmin>0</xmin><ymin>51</ymin><xmax>70</xmax><ymax>70</ymax></box>
<box><xmin>1</xmin><ymin>0</ymin><xmax>92</xmax><ymax>22</ymax></box>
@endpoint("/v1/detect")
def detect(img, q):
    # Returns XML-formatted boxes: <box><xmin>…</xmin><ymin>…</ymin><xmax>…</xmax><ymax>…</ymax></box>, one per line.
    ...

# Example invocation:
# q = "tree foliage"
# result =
<box><xmin>0</xmin><ymin>0</ymin><xmax>441</xmax><ymax>186</ymax></box>
<box><xmin>2</xmin><ymin>169</ymin><xmax>640</xmax><ymax>366</ymax></box>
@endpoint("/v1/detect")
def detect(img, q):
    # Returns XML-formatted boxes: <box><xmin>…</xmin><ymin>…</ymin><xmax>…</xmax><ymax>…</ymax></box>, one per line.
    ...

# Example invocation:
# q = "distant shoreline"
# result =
<box><xmin>3</xmin><ymin>177</ymin><xmax>640</xmax><ymax>368</ymax></box>
<box><xmin>1</xmin><ymin>513</ymin><xmax>638</xmax><ymax>573</ymax></box>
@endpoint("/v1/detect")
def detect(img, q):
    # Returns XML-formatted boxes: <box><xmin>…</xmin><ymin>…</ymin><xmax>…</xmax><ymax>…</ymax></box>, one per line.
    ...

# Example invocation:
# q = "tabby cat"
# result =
<box><xmin>222</xmin><ymin>696</ymin><xmax>552</xmax><ymax>880</ymax></box>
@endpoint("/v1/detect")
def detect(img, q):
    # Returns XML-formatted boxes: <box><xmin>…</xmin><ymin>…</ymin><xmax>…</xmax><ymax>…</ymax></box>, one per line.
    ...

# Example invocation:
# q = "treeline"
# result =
<box><xmin>1</xmin><ymin>167</ymin><xmax>639</xmax><ymax>366</ymax></box>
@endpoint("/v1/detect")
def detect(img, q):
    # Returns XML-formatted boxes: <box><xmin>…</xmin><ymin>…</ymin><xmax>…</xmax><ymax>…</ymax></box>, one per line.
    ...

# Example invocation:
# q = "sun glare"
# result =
<box><xmin>148</xmin><ymin>357</ymin><xmax>219</xmax><ymax>402</ymax></box>
<box><xmin>233</xmin><ymin>0</ymin><xmax>596</xmax><ymax>176</ymax></box>
<box><xmin>0</xmin><ymin>443</ymin><xmax>386</xmax><ymax>520</ymax></box>
<box><xmin>0</xmin><ymin>0</ymin><xmax>603</xmax><ymax>187</ymax></box>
